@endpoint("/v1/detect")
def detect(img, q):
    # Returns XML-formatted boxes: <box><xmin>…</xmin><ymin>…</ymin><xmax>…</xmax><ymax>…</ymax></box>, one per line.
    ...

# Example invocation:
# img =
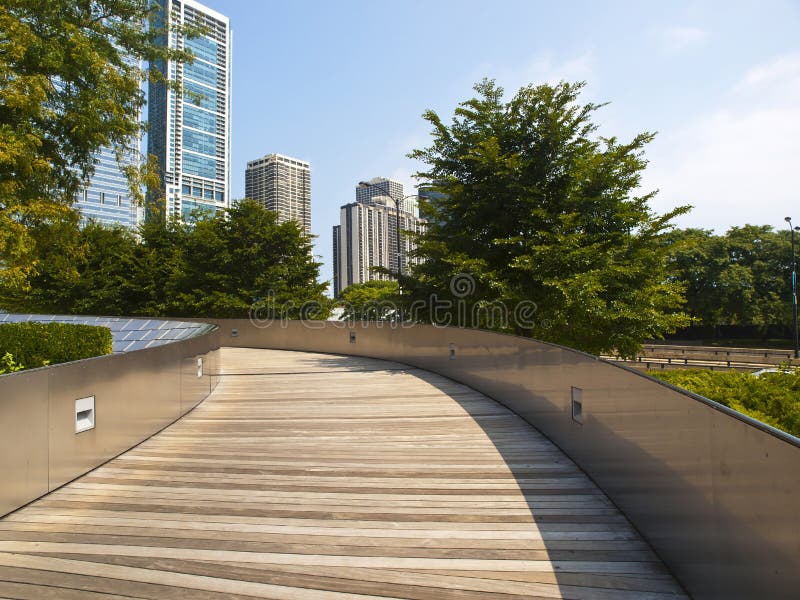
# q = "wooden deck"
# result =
<box><xmin>0</xmin><ymin>348</ymin><xmax>687</xmax><ymax>599</ymax></box>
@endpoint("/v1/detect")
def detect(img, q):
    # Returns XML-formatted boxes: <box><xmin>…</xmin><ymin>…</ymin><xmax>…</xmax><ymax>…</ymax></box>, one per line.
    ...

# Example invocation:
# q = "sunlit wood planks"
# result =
<box><xmin>0</xmin><ymin>348</ymin><xmax>687</xmax><ymax>599</ymax></box>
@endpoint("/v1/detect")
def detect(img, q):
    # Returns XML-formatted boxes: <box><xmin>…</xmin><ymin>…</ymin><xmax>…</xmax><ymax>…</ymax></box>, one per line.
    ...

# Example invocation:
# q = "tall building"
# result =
<box><xmin>355</xmin><ymin>177</ymin><xmax>403</xmax><ymax>206</ymax></box>
<box><xmin>333</xmin><ymin>178</ymin><xmax>426</xmax><ymax>296</ymax></box>
<box><xmin>148</xmin><ymin>0</ymin><xmax>231</xmax><ymax>220</ymax></box>
<box><xmin>75</xmin><ymin>47</ymin><xmax>143</xmax><ymax>228</ymax></box>
<box><xmin>75</xmin><ymin>146</ymin><xmax>140</xmax><ymax>228</ymax></box>
<box><xmin>245</xmin><ymin>153</ymin><xmax>311</xmax><ymax>234</ymax></box>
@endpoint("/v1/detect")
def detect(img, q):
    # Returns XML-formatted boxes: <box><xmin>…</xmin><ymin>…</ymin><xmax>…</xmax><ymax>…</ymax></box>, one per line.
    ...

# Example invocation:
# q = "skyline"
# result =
<box><xmin>212</xmin><ymin>0</ymin><xmax>800</xmax><ymax>288</ymax></box>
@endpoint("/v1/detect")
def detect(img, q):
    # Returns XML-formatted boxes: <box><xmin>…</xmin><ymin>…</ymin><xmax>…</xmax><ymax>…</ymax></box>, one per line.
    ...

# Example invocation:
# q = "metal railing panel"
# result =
<box><xmin>46</xmin><ymin>347</ymin><xmax>183</xmax><ymax>490</ymax></box>
<box><xmin>0</xmin><ymin>369</ymin><xmax>49</xmax><ymax>516</ymax></box>
<box><xmin>206</xmin><ymin>319</ymin><xmax>799</xmax><ymax>600</ymax></box>
<box><xmin>0</xmin><ymin>322</ymin><xmax>219</xmax><ymax>517</ymax></box>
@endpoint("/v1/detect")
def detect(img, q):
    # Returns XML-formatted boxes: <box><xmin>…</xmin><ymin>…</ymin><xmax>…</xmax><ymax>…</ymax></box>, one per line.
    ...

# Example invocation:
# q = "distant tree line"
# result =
<box><xmin>0</xmin><ymin>200</ymin><xmax>329</xmax><ymax>319</ymax></box>
<box><xmin>666</xmin><ymin>225</ymin><xmax>796</xmax><ymax>340</ymax></box>
<box><xmin>341</xmin><ymin>223</ymin><xmax>799</xmax><ymax>346</ymax></box>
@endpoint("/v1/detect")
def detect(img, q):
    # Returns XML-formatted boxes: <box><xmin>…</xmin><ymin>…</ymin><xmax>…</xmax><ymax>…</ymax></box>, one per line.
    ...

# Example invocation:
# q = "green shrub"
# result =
<box><xmin>0</xmin><ymin>352</ymin><xmax>24</xmax><ymax>374</ymax></box>
<box><xmin>649</xmin><ymin>369</ymin><xmax>800</xmax><ymax>437</ymax></box>
<box><xmin>0</xmin><ymin>322</ymin><xmax>112</xmax><ymax>371</ymax></box>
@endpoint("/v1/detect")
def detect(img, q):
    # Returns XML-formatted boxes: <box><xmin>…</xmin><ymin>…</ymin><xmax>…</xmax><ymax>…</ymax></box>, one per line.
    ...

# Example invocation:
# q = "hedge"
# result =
<box><xmin>0</xmin><ymin>322</ymin><xmax>112</xmax><ymax>372</ymax></box>
<box><xmin>649</xmin><ymin>369</ymin><xmax>800</xmax><ymax>438</ymax></box>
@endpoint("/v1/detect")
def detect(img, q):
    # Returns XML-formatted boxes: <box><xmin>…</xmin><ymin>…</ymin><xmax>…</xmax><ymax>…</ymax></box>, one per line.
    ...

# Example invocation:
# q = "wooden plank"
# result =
<box><xmin>0</xmin><ymin>348</ymin><xmax>687</xmax><ymax>598</ymax></box>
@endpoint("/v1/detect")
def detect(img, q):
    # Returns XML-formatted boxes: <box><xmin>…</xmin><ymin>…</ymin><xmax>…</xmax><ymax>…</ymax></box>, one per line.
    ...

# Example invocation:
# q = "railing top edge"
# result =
<box><xmin>0</xmin><ymin>318</ymin><xmax>218</xmax><ymax>379</ymax></box>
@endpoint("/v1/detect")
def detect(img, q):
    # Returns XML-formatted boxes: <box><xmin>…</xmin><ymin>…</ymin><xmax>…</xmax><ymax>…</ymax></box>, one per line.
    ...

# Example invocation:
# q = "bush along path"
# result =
<box><xmin>0</xmin><ymin>322</ymin><xmax>112</xmax><ymax>372</ymax></box>
<box><xmin>649</xmin><ymin>369</ymin><xmax>800</xmax><ymax>438</ymax></box>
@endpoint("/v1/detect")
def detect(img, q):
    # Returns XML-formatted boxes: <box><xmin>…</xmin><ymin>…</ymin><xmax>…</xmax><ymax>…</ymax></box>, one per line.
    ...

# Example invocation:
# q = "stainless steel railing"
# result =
<box><xmin>205</xmin><ymin>319</ymin><xmax>800</xmax><ymax>600</ymax></box>
<box><xmin>0</xmin><ymin>320</ymin><xmax>220</xmax><ymax>516</ymax></box>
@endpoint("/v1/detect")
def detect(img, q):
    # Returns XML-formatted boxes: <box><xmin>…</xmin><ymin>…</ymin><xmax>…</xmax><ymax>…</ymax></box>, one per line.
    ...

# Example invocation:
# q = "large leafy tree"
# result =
<box><xmin>166</xmin><ymin>200</ymin><xmax>330</xmax><ymax>319</ymax></box>
<box><xmin>0</xmin><ymin>201</ymin><xmax>329</xmax><ymax>319</ymax></box>
<box><xmin>667</xmin><ymin>226</ymin><xmax>792</xmax><ymax>335</ymax></box>
<box><xmin>0</xmin><ymin>0</ymin><xmax>196</xmax><ymax>297</ymax></box>
<box><xmin>665</xmin><ymin>228</ymin><xmax>730</xmax><ymax>329</ymax></box>
<box><xmin>406</xmin><ymin>79</ymin><xmax>691</xmax><ymax>357</ymax></box>
<box><xmin>0</xmin><ymin>205</ymin><xmax>87</xmax><ymax>313</ymax></box>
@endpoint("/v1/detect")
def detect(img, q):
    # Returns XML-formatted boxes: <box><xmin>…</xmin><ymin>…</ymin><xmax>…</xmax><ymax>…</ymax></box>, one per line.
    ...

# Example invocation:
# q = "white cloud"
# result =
<box><xmin>654</xmin><ymin>26</ymin><xmax>709</xmax><ymax>52</ymax></box>
<box><xmin>644</xmin><ymin>53</ymin><xmax>800</xmax><ymax>232</ymax></box>
<box><xmin>485</xmin><ymin>51</ymin><xmax>595</xmax><ymax>91</ymax></box>
<box><xmin>734</xmin><ymin>52</ymin><xmax>800</xmax><ymax>101</ymax></box>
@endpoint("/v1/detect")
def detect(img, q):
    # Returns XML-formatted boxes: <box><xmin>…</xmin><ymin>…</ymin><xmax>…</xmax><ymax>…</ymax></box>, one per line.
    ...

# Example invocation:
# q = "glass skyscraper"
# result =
<box><xmin>75</xmin><ymin>145</ymin><xmax>140</xmax><ymax>228</ymax></box>
<box><xmin>74</xmin><ymin>44</ymin><xmax>142</xmax><ymax>229</ymax></box>
<box><xmin>148</xmin><ymin>0</ymin><xmax>231</xmax><ymax>220</ymax></box>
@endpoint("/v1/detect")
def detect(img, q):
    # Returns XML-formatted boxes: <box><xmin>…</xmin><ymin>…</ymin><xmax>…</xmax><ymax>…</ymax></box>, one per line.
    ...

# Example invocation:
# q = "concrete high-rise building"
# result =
<box><xmin>333</xmin><ymin>178</ymin><xmax>426</xmax><ymax>296</ymax></box>
<box><xmin>400</xmin><ymin>195</ymin><xmax>419</xmax><ymax>218</ymax></box>
<box><xmin>245</xmin><ymin>153</ymin><xmax>311</xmax><ymax>234</ymax></box>
<box><xmin>75</xmin><ymin>146</ymin><xmax>141</xmax><ymax>228</ymax></box>
<box><xmin>148</xmin><ymin>0</ymin><xmax>231</xmax><ymax>220</ymax></box>
<box><xmin>355</xmin><ymin>177</ymin><xmax>403</xmax><ymax>206</ymax></box>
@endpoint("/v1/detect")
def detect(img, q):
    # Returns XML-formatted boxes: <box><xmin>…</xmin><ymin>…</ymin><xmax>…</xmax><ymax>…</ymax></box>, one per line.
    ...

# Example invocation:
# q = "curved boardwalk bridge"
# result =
<box><xmin>0</xmin><ymin>348</ymin><xmax>687</xmax><ymax>599</ymax></box>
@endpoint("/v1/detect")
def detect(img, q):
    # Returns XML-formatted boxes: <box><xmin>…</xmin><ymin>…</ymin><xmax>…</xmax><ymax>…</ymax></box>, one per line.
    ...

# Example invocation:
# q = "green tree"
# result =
<box><xmin>69</xmin><ymin>222</ymin><xmax>143</xmax><ymax>315</ymax></box>
<box><xmin>0</xmin><ymin>0</ymin><xmax>197</xmax><ymax>300</ymax></box>
<box><xmin>131</xmin><ymin>207</ymin><xmax>188</xmax><ymax>316</ymax></box>
<box><xmin>0</xmin><ymin>0</ymin><xmax>197</xmax><ymax>206</ymax></box>
<box><xmin>167</xmin><ymin>200</ymin><xmax>330</xmax><ymax>319</ymax></box>
<box><xmin>665</xmin><ymin>228</ymin><xmax>729</xmax><ymax>329</ymax></box>
<box><xmin>406</xmin><ymin>79</ymin><xmax>691</xmax><ymax>357</ymax></box>
<box><xmin>667</xmin><ymin>226</ymin><xmax>792</xmax><ymax>336</ymax></box>
<box><xmin>0</xmin><ymin>201</ymin><xmax>328</xmax><ymax>320</ymax></box>
<box><xmin>725</xmin><ymin>225</ymin><xmax>790</xmax><ymax>329</ymax></box>
<box><xmin>0</xmin><ymin>205</ymin><xmax>86</xmax><ymax>313</ymax></box>
<box><xmin>337</xmin><ymin>280</ymin><xmax>399</xmax><ymax>321</ymax></box>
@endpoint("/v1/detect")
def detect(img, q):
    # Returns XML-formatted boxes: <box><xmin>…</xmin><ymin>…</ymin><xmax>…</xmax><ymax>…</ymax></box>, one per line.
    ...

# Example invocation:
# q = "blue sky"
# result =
<box><xmin>210</xmin><ymin>0</ymin><xmax>800</xmax><ymax>288</ymax></box>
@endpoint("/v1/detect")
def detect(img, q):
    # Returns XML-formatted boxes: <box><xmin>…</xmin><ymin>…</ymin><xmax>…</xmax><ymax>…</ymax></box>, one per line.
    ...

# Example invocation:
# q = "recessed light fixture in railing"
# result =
<box><xmin>571</xmin><ymin>387</ymin><xmax>583</xmax><ymax>425</ymax></box>
<box><xmin>75</xmin><ymin>396</ymin><xmax>95</xmax><ymax>433</ymax></box>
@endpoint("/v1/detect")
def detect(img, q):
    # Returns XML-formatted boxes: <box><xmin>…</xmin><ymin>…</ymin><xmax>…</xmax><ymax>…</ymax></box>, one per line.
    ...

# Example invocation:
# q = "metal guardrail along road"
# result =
<box><xmin>603</xmin><ymin>343</ymin><xmax>800</xmax><ymax>371</ymax></box>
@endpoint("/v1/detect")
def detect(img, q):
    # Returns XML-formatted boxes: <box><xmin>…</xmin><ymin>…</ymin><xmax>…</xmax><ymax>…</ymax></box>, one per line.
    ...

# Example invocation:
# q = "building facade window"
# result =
<box><xmin>182</xmin><ymin>152</ymin><xmax>217</xmax><ymax>179</ymax></box>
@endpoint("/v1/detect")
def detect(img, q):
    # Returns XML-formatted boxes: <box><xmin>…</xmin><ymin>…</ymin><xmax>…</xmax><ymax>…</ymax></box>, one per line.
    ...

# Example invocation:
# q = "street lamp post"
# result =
<box><xmin>785</xmin><ymin>217</ymin><xmax>799</xmax><ymax>359</ymax></box>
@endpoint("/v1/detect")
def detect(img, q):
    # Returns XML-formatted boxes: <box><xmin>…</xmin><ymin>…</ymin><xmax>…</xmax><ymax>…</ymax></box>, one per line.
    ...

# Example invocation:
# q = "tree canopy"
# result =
<box><xmin>666</xmin><ymin>225</ymin><xmax>793</xmax><ymax>335</ymax></box>
<box><xmin>405</xmin><ymin>79</ymin><xmax>692</xmax><ymax>357</ymax></box>
<box><xmin>0</xmin><ymin>201</ymin><xmax>329</xmax><ymax>319</ymax></box>
<box><xmin>336</xmin><ymin>280</ymin><xmax>399</xmax><ymax>321</ymax></box>
<box><xmin>0</xmin><ymin>0</ymin><xmax>196</xmax><ymax>297</ymax></box>
<box><xmin>0</xmin><ymin>0</ymin><xmax>195</xmax><ymax>205</ymax></box>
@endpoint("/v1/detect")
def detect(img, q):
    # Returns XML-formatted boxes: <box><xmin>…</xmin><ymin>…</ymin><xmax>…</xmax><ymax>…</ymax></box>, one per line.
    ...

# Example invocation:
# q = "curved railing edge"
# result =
<box><xmin>0</xmin><ymin>320</ymin><xmax>221</xmax><ymax>518</ymax></box>
<box><xmin>203</xmin><ymin>319</ymin><xmax>800</xmax><ymax>600</ymax></box>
